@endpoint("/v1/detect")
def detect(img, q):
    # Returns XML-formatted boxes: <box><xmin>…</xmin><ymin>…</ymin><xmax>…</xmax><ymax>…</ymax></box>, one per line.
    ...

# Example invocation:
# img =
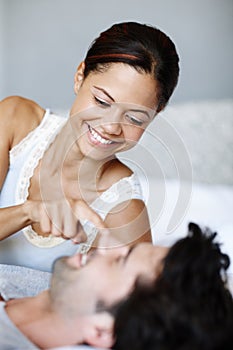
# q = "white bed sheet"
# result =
<box><xmin>142</xmin><ymin>179</ymin><xmax>233</xmax><ymax>274</ymax></box>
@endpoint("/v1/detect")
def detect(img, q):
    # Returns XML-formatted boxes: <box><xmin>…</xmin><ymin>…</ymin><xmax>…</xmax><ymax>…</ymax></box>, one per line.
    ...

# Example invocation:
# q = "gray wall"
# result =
<box><xmin>0</xmin><ymin>0</ymin><xmax>6</xmax><ymax>97</ymax></box>
<box><xmin>1</xmin><ymin>0</ymin><xmax>233</xmax><ymax>110</ymax></box>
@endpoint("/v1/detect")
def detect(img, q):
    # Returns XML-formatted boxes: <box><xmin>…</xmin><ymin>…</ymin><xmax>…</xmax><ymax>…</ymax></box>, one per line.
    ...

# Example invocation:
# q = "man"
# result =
<box><xmin>0</xmin><ymin>234</ymin><xmax>168</xmax><ymax>349</ymax></box>
<box><xmin>2</xmin><ymin>223</ymin><xmax>232</xmax><ymax>350</ymax></box>
<box><xmin>114</xmin><ymin>223</ymin><xmax>233</xmax><ymax>350</ymax></box>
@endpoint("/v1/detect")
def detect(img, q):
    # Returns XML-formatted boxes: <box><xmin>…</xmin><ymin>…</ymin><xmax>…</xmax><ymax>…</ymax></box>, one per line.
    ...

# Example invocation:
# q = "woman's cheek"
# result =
<box><xmin>126</xmin><ymin>127</ymin><xmax>145</xmax><ymax>143</ymax></box>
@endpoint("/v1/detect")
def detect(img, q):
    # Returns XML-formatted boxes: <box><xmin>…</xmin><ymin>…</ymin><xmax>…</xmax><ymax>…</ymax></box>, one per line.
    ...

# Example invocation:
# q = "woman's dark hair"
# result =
<box><xmin>114</xmin><ymin>223</ymin><xmax>233</xmax><ymax>350</ymax></box>
<box><xmin>84</xmin><ymin>22</ymin><xmax>179</xmax><ymax>112</ymax></box>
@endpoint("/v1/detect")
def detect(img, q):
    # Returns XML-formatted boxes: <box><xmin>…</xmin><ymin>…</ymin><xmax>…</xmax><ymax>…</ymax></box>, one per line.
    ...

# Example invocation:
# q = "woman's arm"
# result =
<box><xmin>0</xmin><ymin>96</ymin><xmax>45</xmax><ymax>187</ymax></box>
<box><xmin>107</xmin><ymin>199</ymin><xmax>152</xmax><ymax>243</ymax></box>
<box><xmin>0</xmin><ymin>196</ymin><xmax>109</xmax><ymax>241</ymax></box>
<box><xmin>0</xmin><ymin>97</ymin><xmax>30</xmax><ymax>238</ymax></box>
<box><xmin>0</xmin><ymin>202</ymin><xmax>34</xmax><ymax>240</ymax></box>
<box><xmin>0</xmin><ymin>96</ymin><xmax>45</xmax><ymax>239</ymax></box>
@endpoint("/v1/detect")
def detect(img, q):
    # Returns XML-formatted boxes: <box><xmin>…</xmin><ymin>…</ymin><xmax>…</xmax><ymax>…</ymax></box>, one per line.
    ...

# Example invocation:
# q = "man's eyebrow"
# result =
<box><xmin>93</xmin><ymin>86</ymin><xmax>115</xmax><ymax>102</ymax></box>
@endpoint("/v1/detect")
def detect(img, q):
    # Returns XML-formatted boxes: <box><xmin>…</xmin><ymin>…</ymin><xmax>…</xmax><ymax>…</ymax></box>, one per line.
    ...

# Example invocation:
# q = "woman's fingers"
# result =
<box><xmin>72</xmin><ymin>223</ymin><xmax>87</xmax><ymax>244</ymax></box>
<box><xmin>39</xmin><ymin>202</ymin><xmax>52</xmax><ymax>233</ymax></box>
<box><xmin>73</xmin><ymin>200</ymin><xmax>108</xmax><ymax>232</ymax></box>
<box><xmin>37</xmin><ymin>199</ymin><xmax>108</xmax><ymax>240</ymax></box>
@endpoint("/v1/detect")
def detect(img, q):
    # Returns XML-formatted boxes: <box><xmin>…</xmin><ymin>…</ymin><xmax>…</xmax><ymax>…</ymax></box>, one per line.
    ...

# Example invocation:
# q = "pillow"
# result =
<box><xmin>142</xmin><ymin>179</ymin><xmax>233</xmax><ymax>275</ymax></box>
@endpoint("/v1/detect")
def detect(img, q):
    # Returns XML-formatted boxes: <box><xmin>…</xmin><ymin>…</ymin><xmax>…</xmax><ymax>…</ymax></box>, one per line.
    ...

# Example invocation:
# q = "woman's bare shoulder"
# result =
<box><xmin>0</xmin><ymin>96</ymin><xmax>46</xmax><ymax>148</ymax></box>
<box><xmin>99</xmin><ymin>158</ymin><xmax>133</xmax><ymax>190</ymax></box>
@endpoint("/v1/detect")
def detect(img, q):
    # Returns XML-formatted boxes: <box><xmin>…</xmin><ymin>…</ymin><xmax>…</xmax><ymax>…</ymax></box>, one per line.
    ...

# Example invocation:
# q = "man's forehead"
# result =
<box><xmin>132</xmin><ymin>242</ymin><xmax>162</xmax><ymax>252</ymax></box>
<box><xmin>133</xmin><ymin>243</ymin><xmax>169</xmax><ymax>265</ymax></box>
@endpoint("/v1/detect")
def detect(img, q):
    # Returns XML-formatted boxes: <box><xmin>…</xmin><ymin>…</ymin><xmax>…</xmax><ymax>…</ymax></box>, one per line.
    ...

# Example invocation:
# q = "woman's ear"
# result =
<box><xmin>74</xmin><ymin>61</ymin><xmax>85</xmax><ymax>94</ymax></box>
<box><xmin>84</xmin><ymin>312</ymin><xmax>115</xmax><ymax>349</ymax></box>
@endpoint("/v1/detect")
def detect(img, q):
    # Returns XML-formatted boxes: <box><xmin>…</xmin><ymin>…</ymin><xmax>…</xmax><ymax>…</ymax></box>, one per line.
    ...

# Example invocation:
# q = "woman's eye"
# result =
<box><xmin>94</xmin><ymin>96</ymin><xmax>111</xmax><ymax>108</ymax></box>
<box><xmin>126</xmin><ymin>114</ymin><xmax>144</xmax><ymax>126</ymax></box>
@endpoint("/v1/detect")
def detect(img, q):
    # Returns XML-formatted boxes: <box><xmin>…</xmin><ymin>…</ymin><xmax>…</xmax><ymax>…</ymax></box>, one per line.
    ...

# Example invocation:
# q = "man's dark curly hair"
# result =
<box><xmin>114</xmin><ymin>223</ymin><xmax>233</xmax><ymax>350</ymax></box>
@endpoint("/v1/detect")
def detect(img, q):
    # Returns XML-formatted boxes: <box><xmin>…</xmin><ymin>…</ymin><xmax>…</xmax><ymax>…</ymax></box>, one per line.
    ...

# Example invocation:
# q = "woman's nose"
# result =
<box><xmin>101</xmin><ymin>121</ymin><xmax>122</xmax><ymax>136</ymax></box>
<box><xmin>101</xmin><ymin>106</ymin><xmax>123</xmax><ymax>135</ymax></box>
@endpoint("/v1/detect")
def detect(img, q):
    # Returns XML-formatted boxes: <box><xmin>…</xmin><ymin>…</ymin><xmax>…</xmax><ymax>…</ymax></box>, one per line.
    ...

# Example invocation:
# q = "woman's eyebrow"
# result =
<box><xmin>128</xmin><ymin>109</ymin><xmax>151</xmax><ymax>120</ymax></box>
<box><xmin>93</xmin><ymin>86</ymin><xmax>154</xmax><ymax>119</ymax></box>
<box><xmin>93</xmin><ymin>86</ymin><xmax>115</xmax><ymax>102</ymax></box>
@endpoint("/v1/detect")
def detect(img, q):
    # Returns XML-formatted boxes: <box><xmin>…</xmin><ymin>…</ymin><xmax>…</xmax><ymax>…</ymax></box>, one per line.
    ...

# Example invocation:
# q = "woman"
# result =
<box><xmin>0</xmin><ymin>22</ymin><xmax>179</xmax><ymax>271</ymax></box>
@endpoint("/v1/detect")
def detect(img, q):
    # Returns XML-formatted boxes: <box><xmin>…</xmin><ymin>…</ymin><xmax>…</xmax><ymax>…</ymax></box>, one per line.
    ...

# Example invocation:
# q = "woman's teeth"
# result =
<box><xmin>89</xmin><ymin>126</ymin><xmax>113</xmax><ymax>144</ymax></box>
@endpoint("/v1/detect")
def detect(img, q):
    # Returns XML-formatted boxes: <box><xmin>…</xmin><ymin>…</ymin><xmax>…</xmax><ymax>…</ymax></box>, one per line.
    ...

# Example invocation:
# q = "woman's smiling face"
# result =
<box><xmin>69</xmin><ymin>63</ymin><xmax>158</xmax><ymax>160</ymax></box>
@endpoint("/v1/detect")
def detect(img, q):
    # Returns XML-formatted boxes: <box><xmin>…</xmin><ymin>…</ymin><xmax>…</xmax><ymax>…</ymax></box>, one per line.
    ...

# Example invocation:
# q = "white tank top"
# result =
<box><xmin>0</xmin><ymin>109</ymin><xmax>144</xmax><ymax>271</ymax></box>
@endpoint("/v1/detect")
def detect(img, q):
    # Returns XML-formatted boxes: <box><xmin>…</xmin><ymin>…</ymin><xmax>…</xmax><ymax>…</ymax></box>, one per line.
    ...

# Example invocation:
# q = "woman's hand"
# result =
<box><xmin>27</xmin><ymin>199</ymin><xmax>108</xmax><ymax>243</ymax></box>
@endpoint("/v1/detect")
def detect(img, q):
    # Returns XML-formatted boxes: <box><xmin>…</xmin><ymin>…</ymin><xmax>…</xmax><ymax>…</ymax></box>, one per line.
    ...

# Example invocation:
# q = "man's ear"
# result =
<box><xmin>84</xmin><ymin>312</ymin><xmax>115</xmax><ymax>349</ymax></box>
<box><xmin>74</xmin><ymin>61</ymin><xmax>85</xmax><ymax>94</ymax></box>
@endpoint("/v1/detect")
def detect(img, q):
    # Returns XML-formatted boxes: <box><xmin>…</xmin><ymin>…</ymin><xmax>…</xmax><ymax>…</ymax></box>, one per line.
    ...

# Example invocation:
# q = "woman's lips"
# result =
<box><xmin>87</xmin><ymin>124</ymin><xmax>119</xmax><ymax>146</ymax></box>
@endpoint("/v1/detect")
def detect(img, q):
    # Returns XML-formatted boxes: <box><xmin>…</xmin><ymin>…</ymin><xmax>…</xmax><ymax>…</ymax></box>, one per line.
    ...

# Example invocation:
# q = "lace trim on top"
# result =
<box><xmin>13</xmin><ymin>109</ymin><xmax>67</xmax><ymax>247</ymax></box>
<box><xmin>10</xmin><ymin>110</ymin><xmax>144</xmax><ymax>251</ymax></box>
<box><xmin>78</xmin><ymin>173</ymin><xmax>144</xmax><ymax>254</ymax></box>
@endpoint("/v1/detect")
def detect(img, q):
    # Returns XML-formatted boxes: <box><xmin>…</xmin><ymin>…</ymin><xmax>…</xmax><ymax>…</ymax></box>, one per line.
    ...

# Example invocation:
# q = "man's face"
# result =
<box><xmin>50</xmin><ymin>241</ymin><xmax>168</xmax><ymax>316</ymax></box>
